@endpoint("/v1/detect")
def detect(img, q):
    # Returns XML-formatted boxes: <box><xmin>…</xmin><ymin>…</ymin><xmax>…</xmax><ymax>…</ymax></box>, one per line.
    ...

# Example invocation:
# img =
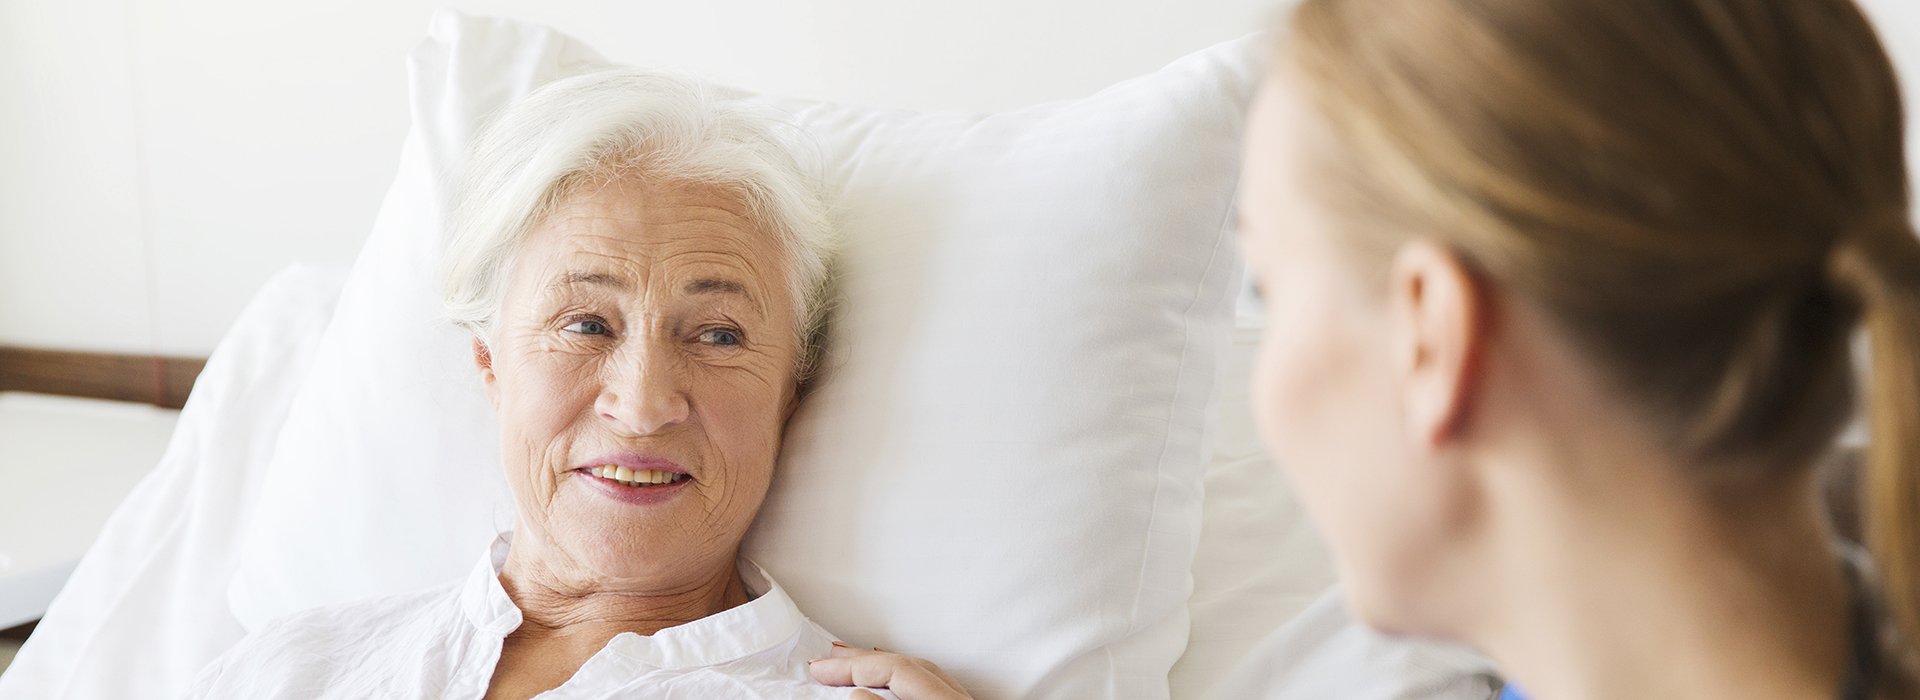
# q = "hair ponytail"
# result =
<box><xmin>1831</xmin><ymin>212</ymin><xmax>1920</xmax><ymax>654</ymax></box>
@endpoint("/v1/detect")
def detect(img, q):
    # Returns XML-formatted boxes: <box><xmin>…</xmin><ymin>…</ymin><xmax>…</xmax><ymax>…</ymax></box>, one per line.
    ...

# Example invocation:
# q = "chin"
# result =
<box><xmin>1335</xmin><ymin>555</ymin><xmax>1430</xmax><ymax>638</ymax></box>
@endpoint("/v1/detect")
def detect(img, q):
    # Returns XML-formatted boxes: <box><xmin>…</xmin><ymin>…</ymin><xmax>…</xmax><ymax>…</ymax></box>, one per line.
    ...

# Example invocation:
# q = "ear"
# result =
<box><xmin>472</xmin><ymin>336</ymin><xmax>500</xmax><ymax>406</ymax></box>
<box><xmin>782</xmin><ymin>378</ymin><xmax>804</xmax><ymax>422</ymax></box>
<box><xmin>1387</xmin><ymin>239</ymin><xmax>1488</xmax><ymax>449</ymax></box>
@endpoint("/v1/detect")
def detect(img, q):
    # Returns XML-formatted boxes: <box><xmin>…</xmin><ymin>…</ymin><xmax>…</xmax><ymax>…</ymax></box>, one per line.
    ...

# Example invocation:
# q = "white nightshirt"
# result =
<box><xmin>187</xmin><ymin>534</ymin><xmax>883</xmax><ymax>699</ymax></box>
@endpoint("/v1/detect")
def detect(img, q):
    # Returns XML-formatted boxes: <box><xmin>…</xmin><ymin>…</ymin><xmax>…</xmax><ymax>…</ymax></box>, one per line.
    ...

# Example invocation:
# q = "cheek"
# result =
<box><xmin>1249</xmin><ymin>291</ymin><xmax>1459</xmax><ymax>632</ymax></box>
<box><xmin>1248</xmin><ymin>285</ymin><xmax>1413</xmax><ymax>581</ymax></box>
<box><xmin>1252</xmin><ymin>312</ymin><xmax>1355</xmax><ymax>535</ymax></box>
<box><xmin>496</xmin><ymin>349</ymin><xmax>601</xmax><ymax>497</ymax></box>
<box><xmin>1249</xmin><ymin>287</ymin><xmax>1371</xmax><ymax>486</ymax></box>
<box><xmin>693</xmin><ymin>369</ymin><xmax>788</xmax><ymax>495</ymax></box>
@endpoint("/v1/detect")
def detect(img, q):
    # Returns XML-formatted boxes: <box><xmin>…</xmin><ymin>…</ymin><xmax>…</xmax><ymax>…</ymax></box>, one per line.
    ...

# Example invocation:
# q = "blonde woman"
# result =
<box><xmin>814</xmin><ymin>0</ymin><xmax>1920</xmax><ymax>698</ymax></box>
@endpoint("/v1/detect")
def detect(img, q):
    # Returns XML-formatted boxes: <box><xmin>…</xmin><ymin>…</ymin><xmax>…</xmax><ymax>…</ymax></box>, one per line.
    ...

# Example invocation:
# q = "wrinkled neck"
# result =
<box><xmin>497</xmin><ymin>536</ymin><xmax>749</xmax><ymax>639</ymax></box>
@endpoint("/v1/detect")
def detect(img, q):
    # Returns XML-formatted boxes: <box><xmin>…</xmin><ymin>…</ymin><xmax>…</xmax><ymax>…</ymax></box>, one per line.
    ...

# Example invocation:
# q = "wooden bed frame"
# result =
<box><xmin>0</xmin><ymin>346</ymin><xmax>205</xmax><ymax>410</ymax></box>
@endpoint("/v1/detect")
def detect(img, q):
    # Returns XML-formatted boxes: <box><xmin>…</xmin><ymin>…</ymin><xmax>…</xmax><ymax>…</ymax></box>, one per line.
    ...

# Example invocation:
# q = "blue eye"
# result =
<box><xmin>563</xmin><ymin>319</ymin><xmax>610</xmax><ymax>336</ymax></box>
<box><xmin>698</xmin><ymin>328</ymin><xmax>742</xmax><ymax>346</ymax></box>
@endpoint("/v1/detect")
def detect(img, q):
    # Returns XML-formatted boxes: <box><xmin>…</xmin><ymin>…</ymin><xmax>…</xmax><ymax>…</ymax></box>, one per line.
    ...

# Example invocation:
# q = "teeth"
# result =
<box><xmin>587</xmin><ymin>464</ymin><xmax>682</xmax><ymax>487</ymax></box>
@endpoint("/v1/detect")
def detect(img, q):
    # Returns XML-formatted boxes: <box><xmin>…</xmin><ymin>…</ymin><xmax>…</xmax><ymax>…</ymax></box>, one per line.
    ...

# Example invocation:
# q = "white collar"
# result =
<box><xmin>458</xmin><ymin>532</ymin><xmax>807</xmax><ymax>670</ymax></box>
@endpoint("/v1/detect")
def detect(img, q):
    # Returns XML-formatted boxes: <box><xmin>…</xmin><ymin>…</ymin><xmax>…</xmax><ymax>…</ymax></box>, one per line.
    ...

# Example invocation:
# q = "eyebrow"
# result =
<box><xmin>548</xmin><ymin>271</ymin><xmax>631</xmax><ymax>292</ymax></box>
<box><xmin>683</xmin><ymin>277</ymin><xmax>761</xmax><ymax>313</ymax></box>
<box><xmin>684</xmin><ymin>277</ymin><xmax>747</xmax><ymax>296</ymax></box>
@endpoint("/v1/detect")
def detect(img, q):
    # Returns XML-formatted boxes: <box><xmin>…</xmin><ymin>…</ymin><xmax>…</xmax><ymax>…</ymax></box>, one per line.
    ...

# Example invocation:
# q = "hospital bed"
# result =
<box><xmin>75</xmin><ymin>5</ymin><xmax>1920</xmax><ymax>697</ymax></box>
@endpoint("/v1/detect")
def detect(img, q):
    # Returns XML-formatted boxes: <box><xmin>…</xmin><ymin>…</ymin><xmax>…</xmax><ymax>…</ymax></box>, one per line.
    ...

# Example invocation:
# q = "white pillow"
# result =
<box><xmin>1170</xmin><ymin>318</ymin><xmax>1339</xmax><ymax>700</ymax></box>
<box><xmin>229</xmin><ymin>11</ymin><xmax>1258</xmax><ymax>699</ymax></box>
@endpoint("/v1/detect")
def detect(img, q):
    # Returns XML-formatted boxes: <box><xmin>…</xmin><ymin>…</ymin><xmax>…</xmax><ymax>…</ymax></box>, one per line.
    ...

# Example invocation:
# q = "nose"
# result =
<box><xmin>594</xmin><ymin>340</ymin><xmax>690</xmax><ymax>436</ymax></box>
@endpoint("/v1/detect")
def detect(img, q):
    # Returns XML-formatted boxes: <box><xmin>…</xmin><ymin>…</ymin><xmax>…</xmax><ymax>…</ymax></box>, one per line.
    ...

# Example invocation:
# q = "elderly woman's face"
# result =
<box><xmin>476</xmin><ymin>176</ymin><xmax>801</xmax><ymax>588</ymax></box>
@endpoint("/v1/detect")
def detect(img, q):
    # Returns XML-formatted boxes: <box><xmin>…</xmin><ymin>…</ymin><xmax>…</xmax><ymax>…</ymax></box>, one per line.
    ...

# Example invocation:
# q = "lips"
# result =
<box><xmin>572</xmin><ymin>453</ymin><xmax>694</xmax><ymax>505</ymax></box>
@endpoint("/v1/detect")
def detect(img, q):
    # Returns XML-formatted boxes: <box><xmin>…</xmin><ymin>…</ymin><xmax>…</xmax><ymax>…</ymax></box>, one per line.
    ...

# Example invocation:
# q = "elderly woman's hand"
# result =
<box><xmin>809</xmin><ymin>643</ymin><xmax>974</xmax><ymax>700</ymax></box>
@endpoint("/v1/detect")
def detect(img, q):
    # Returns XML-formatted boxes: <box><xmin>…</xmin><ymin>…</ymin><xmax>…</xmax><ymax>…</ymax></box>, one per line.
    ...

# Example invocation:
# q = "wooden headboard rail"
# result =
<box><xmin>0</xmin><ymin>346</ymin><xmax>206</xmax><ymax>410</ymax></box>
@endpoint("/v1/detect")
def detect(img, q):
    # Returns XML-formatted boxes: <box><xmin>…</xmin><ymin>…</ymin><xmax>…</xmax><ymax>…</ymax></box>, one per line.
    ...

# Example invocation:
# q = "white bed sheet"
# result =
<box><xmin>0</xmin><ymin>393</ymin><xmax>181</xmax><ymax>631</ymax></box>
<box><xmin>1209</xmin><ymin>591</ymin><xmax>1498</xmax><ymax>699</ymax></box>
<box><xmin>0</xmin><ymin>264</ymin><xmax>345</xmax><ymax>699</ymax></box>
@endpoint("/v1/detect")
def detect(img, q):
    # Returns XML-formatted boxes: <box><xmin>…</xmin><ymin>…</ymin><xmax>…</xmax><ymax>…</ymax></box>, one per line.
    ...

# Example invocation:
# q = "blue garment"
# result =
<box><xmin>1497</xmin><ymin>685</ymin><xmax>1527</xmax><ymax>700</ymax></box>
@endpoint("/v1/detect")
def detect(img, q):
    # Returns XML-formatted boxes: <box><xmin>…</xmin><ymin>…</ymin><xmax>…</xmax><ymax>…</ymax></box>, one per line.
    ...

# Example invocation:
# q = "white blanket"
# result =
<box><xmin>0</xmin><ymin>265</ymin><xmax>345</xmax><ymax>699</ymax></box>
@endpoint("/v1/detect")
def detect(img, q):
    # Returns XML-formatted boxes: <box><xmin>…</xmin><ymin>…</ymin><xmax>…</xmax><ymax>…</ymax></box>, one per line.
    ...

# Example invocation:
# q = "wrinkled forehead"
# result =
<box><xmin>506</xmin><ymin>177</ymin><xmax>793</xmax><ymax>316</ymax></box>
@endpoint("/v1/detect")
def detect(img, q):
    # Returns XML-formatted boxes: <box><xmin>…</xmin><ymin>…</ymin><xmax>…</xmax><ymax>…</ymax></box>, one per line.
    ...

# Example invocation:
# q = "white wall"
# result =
<box><xmin>0</xmin><ymin>0</ymin><xmax>1274</xmax><ymax>355</ymax></box>
<box><xmin>2</xmin><ymin>0</ymin><xmax>1916</xmax><ymax>355</ymax></box>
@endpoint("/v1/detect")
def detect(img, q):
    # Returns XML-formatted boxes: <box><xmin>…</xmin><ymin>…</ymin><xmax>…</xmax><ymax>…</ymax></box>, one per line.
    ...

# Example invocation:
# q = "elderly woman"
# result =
<box><xmin>188</xmin><ymin>70</ymin><xmax>868</xmax><ymax>698</ymax></box>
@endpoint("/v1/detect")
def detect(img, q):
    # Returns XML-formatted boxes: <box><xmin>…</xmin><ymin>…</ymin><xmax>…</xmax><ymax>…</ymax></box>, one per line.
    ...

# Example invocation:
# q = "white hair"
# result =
<box><xmin>441</xmin><ymin>69</ymin><xmax>837</xmax><ymax>377</ymax></box>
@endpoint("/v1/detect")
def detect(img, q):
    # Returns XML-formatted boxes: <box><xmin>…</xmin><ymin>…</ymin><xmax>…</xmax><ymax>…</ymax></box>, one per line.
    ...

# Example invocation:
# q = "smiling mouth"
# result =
<box><xmin>582</xmin><ymin>464</ymin><xmax>691</xmax><ymax>488</ymax></box>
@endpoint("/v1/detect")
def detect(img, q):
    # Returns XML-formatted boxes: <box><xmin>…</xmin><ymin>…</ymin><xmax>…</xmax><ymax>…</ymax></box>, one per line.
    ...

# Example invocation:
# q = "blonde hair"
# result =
<box><xmin>1285</xmin><ymin>0</ymin><xmax>1919</xmax><ymax>668</ymax></box>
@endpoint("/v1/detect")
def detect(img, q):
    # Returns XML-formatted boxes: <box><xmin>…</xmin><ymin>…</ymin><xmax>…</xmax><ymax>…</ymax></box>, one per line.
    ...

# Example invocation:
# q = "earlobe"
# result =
<box><xmin>782</xmin><ymin>382</ymin><xmax>803</xmax><ymax>422</ymax></box>
<box><xmin>472</xmin><ymin>337</ymin><xmax>499</xmax><ymax>402</ymax></box>
<box><xmin>1389</xmin><ymin>240</ymin><xmax>1487</xmax><ymax>449</ymax></box>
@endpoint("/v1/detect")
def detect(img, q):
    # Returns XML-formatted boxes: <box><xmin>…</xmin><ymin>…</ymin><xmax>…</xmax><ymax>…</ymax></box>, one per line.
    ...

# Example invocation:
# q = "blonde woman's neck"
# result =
<box><xmin>1461</xmin><ymin>421</ymin><xmax>1854</xmax><ymax>700</ymax></box>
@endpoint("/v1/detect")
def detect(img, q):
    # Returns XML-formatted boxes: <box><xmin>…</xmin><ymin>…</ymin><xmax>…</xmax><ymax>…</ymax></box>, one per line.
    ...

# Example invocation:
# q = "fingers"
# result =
<box><xmin>808</xmin><ymin>647</ymin><xmax>971</xmax><ymax>700</ymax></box>
<box><xmin>826</xmin><ymin>642</ymin><xmax>961</xmax><ymax>686</ymax></box>
<box><xmin>850</xmin><ymin>691</ymin><xmax>887</xmax><ymax>700</ymax></box>
<box><xmin>829</xmin><ymin>642</ymin><xmax>883</xmax><ymax>659</ymax></box>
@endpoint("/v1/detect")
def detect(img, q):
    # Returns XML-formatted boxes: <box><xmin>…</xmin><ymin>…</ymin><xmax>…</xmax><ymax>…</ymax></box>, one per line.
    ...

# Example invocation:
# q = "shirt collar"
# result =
<box><xmin>458</xmin><ymin>531</ymin><xmax>808</xmax><ymax>670</ymax></box>
<box><xmin>458</xmin><ymin>532</ymin><xmax>523</xmax><ymax>636</ymax></box>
